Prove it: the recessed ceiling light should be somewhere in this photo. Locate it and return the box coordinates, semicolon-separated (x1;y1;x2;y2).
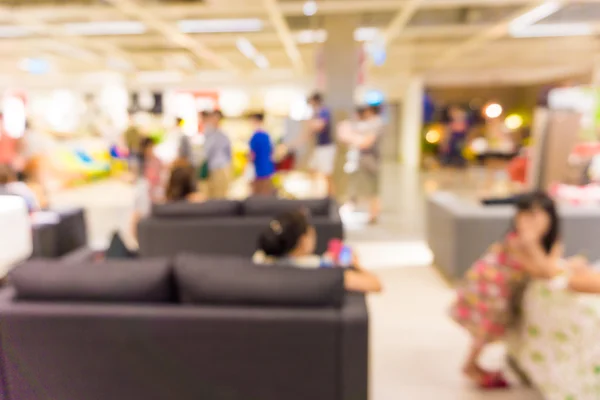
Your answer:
510;22;593;38
178;19;263;33
296;29;327;44
354;27;380;42
0;26;29;38
236;37;258;59
303;1;318;17
509;1;561;31
63;21;146;36
254;54;270;69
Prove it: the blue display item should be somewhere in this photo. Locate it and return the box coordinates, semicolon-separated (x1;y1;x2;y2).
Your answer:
75;150;93;164
365;90;384;106
20;58;50;75
338;245;353;267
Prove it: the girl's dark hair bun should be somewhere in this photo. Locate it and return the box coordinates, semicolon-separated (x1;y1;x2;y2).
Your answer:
257;209;310;258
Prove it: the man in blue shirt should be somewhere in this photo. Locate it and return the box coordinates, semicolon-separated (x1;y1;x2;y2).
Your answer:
249;113;275;196
307;92;335;195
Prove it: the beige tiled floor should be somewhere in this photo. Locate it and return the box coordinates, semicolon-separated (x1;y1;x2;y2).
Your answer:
49;165;541;399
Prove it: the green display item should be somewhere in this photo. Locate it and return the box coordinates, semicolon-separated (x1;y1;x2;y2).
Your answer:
198;161;210;180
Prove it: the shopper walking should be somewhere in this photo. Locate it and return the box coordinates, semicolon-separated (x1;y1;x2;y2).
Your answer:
123;113;142;172
203;110;232;199
248;113;275;196
307;93;335;196
339;105;385;224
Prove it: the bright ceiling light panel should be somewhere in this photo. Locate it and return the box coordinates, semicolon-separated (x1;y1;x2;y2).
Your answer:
0;26;29;38
354;27;380;42
178;19;263;33
295;29;327;44
509;1;562;31
236;37;258;59
254;54;270;69
63;21;146;36
237;37;270;69
510;22;593;38
303;1;318;16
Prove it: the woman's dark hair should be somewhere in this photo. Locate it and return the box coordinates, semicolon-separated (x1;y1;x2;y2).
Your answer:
514;191;559;253
257;209;311;257
166;164;195;202
0;164;15;185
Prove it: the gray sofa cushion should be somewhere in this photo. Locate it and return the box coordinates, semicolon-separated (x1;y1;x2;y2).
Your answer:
174;254;344;307
152;200;242;218
10;259;173;303
243;197;331;217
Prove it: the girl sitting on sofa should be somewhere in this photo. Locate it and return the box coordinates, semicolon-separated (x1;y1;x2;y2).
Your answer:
451;191;600;390
254;209;382;293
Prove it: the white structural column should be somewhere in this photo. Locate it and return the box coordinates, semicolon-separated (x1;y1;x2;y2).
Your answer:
400;76;424;168
322;15;360;118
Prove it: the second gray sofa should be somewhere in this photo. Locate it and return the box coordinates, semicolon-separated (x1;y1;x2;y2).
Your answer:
137;197;344;258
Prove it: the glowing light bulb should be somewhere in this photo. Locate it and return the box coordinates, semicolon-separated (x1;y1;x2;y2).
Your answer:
484;103;503;119
425;129;441;144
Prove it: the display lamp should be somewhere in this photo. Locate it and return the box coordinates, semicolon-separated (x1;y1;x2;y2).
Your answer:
425;129;441;144
505;114;523;130
303;1;318;16
484;103;503;119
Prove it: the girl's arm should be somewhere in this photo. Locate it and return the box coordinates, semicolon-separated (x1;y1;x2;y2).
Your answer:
516;239;563;279
343;254;382;293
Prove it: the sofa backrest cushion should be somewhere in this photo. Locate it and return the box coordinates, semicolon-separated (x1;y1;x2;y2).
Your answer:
10;259;173;303
174;254;344;307
152;200;242;218
243;197;331;217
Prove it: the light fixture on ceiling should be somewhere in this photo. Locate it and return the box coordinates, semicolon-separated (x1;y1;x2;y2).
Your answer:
354;27;380;42
303;1;318;16
254;54;270;69
510;22;593;38
63;21;146;36
296;29;327;44
19;58;50;75
509;1;562;31
236;37;258;59
236;37;270;69
0;26;29;38
178;19;263;33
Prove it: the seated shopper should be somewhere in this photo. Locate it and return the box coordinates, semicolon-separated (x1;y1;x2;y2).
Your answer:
165;162;205;203
255;209;382;293
131;161;204;241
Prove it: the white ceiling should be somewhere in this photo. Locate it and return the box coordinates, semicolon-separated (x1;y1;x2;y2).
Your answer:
0;0;598;89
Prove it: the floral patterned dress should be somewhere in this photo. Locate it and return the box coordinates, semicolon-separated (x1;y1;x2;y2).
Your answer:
451;234;529;344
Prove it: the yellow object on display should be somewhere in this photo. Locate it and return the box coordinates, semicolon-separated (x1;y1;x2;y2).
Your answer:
504;114;524;130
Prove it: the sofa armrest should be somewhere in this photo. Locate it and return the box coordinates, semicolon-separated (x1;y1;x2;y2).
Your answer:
340;293;369;400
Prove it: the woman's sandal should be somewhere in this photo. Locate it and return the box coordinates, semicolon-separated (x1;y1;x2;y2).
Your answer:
478;372;510;389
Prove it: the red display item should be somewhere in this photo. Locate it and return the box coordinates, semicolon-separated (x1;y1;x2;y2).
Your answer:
276;152;295;171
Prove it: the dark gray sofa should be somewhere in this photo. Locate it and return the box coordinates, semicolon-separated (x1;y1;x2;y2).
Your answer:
31;208;90;259
137;197;344;258
0;255;368;400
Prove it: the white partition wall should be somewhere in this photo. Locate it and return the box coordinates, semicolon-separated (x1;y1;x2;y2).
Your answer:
0;196;31;277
